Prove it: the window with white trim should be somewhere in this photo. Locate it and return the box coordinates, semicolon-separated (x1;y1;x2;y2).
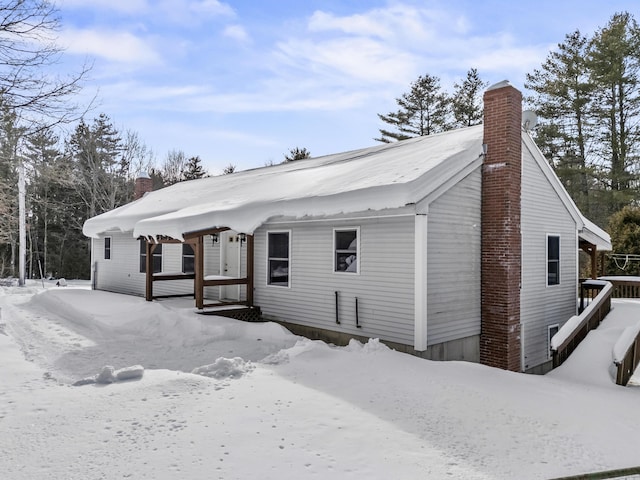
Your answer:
267;231;290;287
548;324;559;359
139;239;162;274
547;235;560;286
334;228;359;274
104;236;112;260
182;243;194;274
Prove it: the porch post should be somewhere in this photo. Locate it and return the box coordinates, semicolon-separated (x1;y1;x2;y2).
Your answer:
247;234;254;307
195;235;204;309
145;240;154;301
591;247;598;280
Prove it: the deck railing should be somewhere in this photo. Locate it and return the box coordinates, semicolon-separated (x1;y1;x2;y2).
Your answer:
552;281;612;368
599;276;640;299
613;323;640;386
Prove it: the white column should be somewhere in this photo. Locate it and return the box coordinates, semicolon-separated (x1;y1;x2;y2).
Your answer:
414;213;428;351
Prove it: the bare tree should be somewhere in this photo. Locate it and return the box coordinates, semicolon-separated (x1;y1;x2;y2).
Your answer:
0;0;89;127
162;149;187;185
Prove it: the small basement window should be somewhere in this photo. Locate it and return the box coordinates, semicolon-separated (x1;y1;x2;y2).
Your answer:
334;228;359;274
182;243;194;274
547;235;560;286
104;236;112;260
267;231;290;287
139;239;162;274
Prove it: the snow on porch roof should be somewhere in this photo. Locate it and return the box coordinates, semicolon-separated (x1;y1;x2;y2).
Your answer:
83;125;485;239
579;216;612;251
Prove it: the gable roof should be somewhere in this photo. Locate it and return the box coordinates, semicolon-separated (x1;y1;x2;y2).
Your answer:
83;125;485;239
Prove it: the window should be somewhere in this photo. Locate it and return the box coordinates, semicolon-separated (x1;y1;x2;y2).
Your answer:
139;239;162;274
267;231;290;287
334;228;359;273
547;235;560;286
104;237;112;260
548;324;559;359
182;243;195;274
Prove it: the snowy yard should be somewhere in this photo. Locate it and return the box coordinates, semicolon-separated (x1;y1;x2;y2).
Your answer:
1;282;639;479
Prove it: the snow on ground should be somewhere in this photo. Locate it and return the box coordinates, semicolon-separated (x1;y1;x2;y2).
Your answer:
1;282;640;479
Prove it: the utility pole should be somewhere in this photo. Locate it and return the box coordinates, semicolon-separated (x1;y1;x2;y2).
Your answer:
18;159;25;287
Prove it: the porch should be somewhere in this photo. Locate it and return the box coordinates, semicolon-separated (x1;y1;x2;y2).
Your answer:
141;227;257;313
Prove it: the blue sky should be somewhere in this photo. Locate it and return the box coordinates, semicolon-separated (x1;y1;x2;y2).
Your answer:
55;0;639;174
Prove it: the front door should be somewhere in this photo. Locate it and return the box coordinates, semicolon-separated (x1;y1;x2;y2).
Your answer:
220;231;241;301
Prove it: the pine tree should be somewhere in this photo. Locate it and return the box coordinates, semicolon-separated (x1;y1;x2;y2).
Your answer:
376;74;449;143
451;68;487;128
182;156;207;181
525;30;596;220
587;12;640;217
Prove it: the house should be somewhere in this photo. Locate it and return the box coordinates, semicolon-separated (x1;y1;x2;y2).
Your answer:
83;81;611;374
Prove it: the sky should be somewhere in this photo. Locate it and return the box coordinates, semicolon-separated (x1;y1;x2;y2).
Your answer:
53;0;640;174
2;282;640;479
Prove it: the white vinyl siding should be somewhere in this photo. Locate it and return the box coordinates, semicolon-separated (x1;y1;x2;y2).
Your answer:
92;231;236;300
426;167;482;345
521;144;578;370
254;216;415;345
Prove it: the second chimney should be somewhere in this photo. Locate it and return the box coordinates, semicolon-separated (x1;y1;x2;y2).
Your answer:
480;80;522;372
134;172;153;200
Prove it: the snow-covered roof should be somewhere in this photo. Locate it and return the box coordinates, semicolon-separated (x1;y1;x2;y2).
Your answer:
579;216;612;251
83;125;485;239
83;124;611;252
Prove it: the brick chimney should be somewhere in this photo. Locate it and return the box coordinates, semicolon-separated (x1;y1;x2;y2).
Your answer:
480;81;522;372
134;172;153;200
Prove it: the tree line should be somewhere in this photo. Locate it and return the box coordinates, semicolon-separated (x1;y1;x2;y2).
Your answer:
0;110;210;279
377;12;640;275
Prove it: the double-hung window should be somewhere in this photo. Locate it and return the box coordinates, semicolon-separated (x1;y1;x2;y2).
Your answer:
267;231;290;287
104;237;112;260
334;228;359;274
547;235;560;286
182;243;195;274
139;239;162;274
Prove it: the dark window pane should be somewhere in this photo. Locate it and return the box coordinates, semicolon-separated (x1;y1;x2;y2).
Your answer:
269;259;289;285
548;236;559;260
547;236;560;285
153;254;162;274
268;232;289;258
104;237;111;260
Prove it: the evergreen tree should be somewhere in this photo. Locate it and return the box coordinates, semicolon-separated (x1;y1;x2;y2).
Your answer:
376;74;450;143
525;30;596;220
451;68;488;128
182;156;207;180
587;12;640;218
607;206;640;275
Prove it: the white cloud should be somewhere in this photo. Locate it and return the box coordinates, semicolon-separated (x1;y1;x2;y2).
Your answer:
59;28;162;65
223;25;251;44
189;0;235;16
59;0;149;14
